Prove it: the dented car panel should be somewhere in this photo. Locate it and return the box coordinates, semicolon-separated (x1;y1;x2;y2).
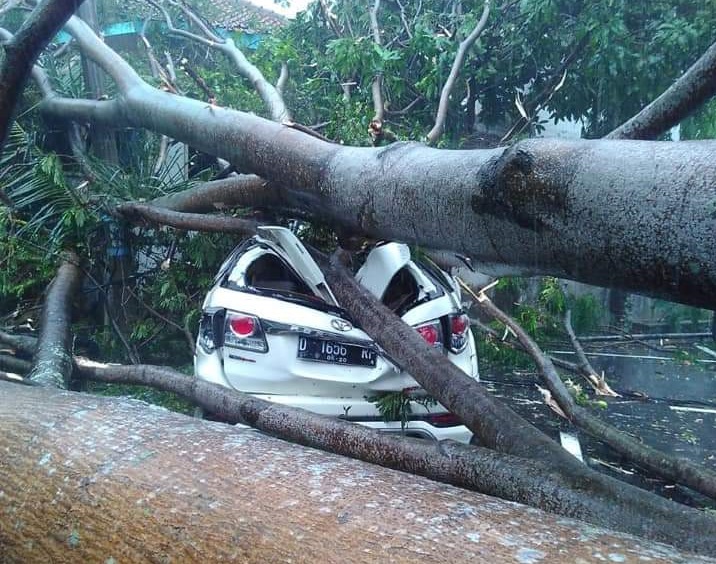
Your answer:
194;227;479;443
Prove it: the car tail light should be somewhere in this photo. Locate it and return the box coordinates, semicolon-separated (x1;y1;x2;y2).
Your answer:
415;320;443;347
426;412;463;428
448;312;470;353
230;316;255;336
224;312;268;353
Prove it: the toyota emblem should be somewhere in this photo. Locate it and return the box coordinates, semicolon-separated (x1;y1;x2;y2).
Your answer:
331;318;353;332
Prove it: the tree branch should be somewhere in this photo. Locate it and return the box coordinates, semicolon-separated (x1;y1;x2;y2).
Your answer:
0;0;84;150
117;202;258;234
146;0;290;122
607;40;716;140
426;0;490;146
564;308;619;396
0;354;31;375
276;62;289;96
27;251;82;388
369;0;385;126
475;292;716;500
130;175;277;213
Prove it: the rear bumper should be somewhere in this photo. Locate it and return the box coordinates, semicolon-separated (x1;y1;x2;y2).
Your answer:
251;393;473;444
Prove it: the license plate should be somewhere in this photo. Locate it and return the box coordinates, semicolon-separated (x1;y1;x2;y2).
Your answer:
297;336;377;367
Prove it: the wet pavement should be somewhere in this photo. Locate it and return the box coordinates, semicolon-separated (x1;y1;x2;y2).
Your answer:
481;339;716;509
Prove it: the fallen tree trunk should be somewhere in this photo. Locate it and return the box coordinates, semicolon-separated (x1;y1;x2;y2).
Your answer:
73;360;716;552
319;253;716;548
27;251;82;388
4;323;716;551
36;15;716;310
0;380;713;562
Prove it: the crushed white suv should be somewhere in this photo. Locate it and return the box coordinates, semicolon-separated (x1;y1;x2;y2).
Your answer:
194;226;479;442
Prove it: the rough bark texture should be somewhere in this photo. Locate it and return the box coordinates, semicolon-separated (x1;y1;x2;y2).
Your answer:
38;16;716;309
27;252;82;388
477;295;716;500
1;380;714;562
607;40;716;140
73;359;716;552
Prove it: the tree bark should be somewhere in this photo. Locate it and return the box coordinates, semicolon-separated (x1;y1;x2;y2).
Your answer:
144;175;276;213
0;354;31;375
117;203;258;234
27;252;82;388
37;16;716;309
1;380;714;561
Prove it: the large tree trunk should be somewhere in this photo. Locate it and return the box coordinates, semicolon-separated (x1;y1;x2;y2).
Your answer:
38;16;716;310
0;380;712;563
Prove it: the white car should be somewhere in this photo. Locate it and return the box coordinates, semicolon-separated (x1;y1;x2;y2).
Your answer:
194;226;479;442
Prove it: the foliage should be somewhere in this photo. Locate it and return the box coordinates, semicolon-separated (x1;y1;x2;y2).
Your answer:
0;125;87;307
650;299;712;332
269;0;716;145
367;390;437;430
479;277;604;369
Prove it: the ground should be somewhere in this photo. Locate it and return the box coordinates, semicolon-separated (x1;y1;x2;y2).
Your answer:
484;339;716;510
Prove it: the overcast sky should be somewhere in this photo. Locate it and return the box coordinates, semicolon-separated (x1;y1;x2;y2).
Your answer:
245;0;311;17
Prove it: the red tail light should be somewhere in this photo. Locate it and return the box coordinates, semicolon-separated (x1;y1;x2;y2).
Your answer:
448;313;470;353
451;314;469;335
225;312;268;353
229;315;256;337
415;320;442;347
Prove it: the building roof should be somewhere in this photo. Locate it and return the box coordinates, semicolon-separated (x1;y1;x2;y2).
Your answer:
208;0;286;33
